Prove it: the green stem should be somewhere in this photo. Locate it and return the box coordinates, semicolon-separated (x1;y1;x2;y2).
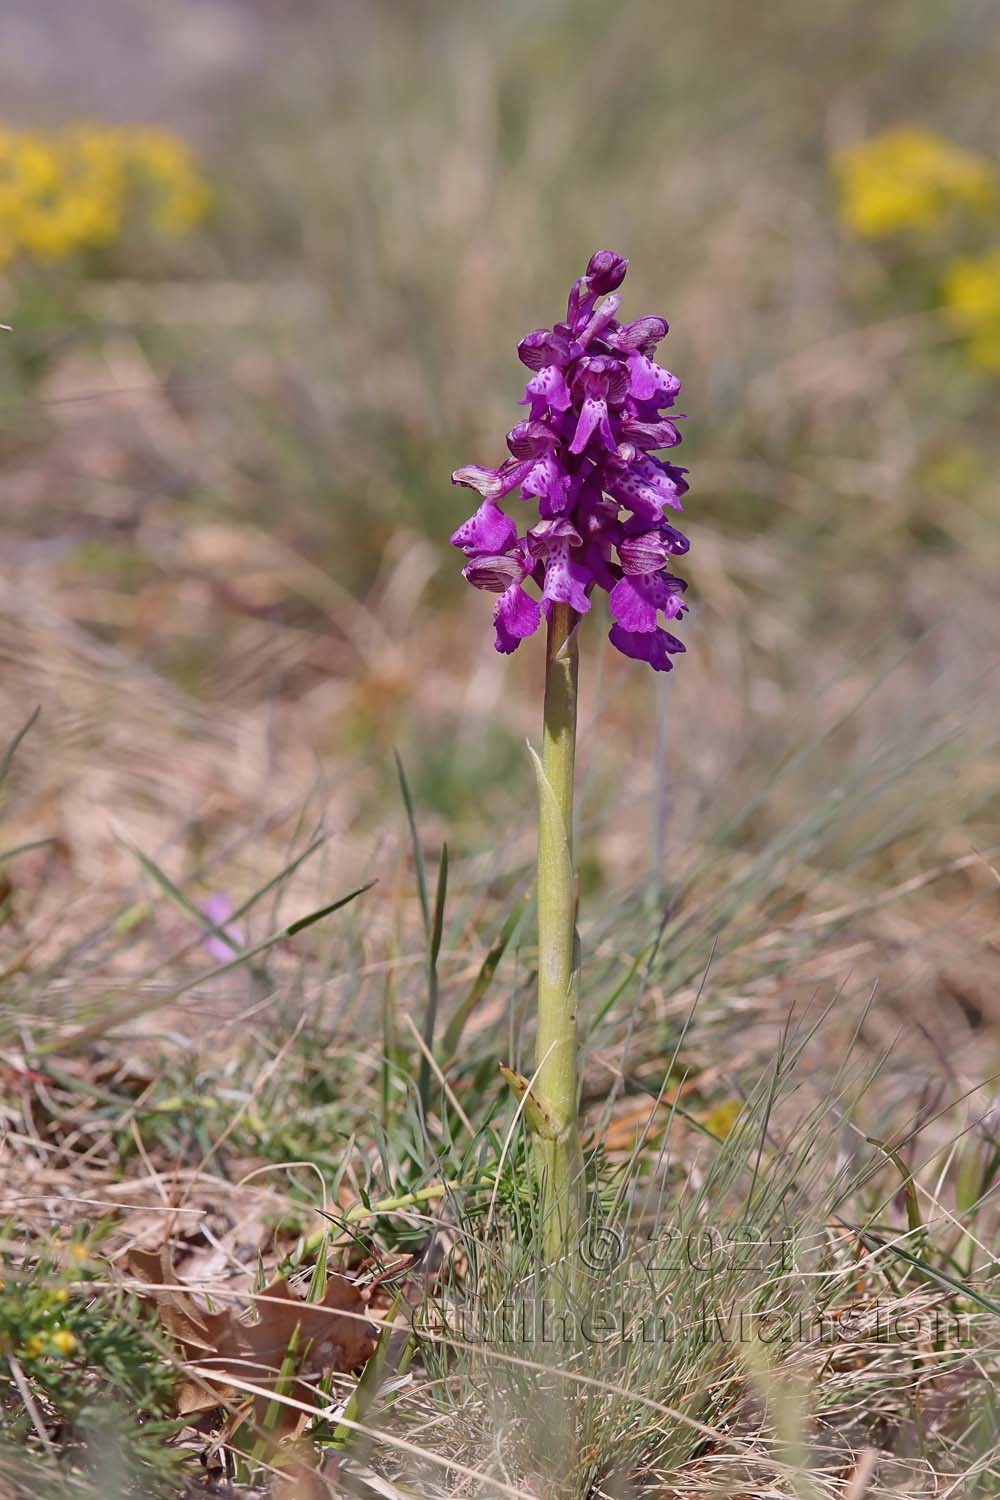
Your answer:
534;602;584;1268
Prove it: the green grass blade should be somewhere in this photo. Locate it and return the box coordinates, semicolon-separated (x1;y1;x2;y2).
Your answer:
418;843;448;1114
0;838;57;862
285;880;376;934
116;833;243;956
394;750;430;938
307;1232;329;1302
226;833;327;928
330;1285;408;1452
858;1230;1000;1314
49;880;375;1051
0;705;40;789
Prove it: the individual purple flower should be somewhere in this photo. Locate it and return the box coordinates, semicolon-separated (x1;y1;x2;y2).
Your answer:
199;894;244;962
609;624;686;672
527;519;592;615
450;501;517;558
582;249;628;294
451;250;692;670
609;572;687;633
452;459;534;503
463;544;542;654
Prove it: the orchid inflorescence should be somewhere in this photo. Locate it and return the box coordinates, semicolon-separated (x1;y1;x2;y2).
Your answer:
450;250;691;671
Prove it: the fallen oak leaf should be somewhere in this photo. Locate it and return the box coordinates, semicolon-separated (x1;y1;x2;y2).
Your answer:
241;1276;376;1388
128;1246;243;1416
127;1246;237;1361
127;1248;378;1430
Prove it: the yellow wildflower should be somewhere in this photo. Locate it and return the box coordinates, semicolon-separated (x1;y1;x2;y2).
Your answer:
0;119;209;269
12;135;61;196
941;248;1000;373
128;127;213;233
833;126;996;239
922;449;984;496
702;1098;743;1139
50;1329;78;1356
21;1334;44;1360
942;248;1000;323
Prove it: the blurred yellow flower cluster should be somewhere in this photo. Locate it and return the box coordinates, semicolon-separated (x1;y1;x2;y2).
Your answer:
833;126;1000;375
0;121;211;269
833;126;996;239
21;1327;77;1361
940;248;1000;372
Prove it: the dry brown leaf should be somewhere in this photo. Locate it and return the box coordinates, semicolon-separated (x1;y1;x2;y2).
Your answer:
127;1246;377;1429
128;1246;236;1363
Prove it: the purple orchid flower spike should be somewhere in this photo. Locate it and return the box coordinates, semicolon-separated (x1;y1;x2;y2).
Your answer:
450;250;692;670
451;252;695;1265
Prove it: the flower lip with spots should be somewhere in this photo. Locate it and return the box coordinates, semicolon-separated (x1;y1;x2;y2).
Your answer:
451;250;692;669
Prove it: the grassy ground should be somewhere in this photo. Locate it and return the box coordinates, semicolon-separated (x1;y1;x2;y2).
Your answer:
1;1;999;1494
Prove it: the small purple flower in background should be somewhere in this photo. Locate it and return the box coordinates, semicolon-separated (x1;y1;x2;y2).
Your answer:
199;893;244;962
450;250;691;671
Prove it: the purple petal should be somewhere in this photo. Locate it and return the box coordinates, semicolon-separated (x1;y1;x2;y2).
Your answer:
609;623;686;671
576;354;629;406
609;576;658;632
627;353;681;406
609;316;668;352
621;415;683;450
604;455;688;522
610;571;688;630
602;466;667;525
541;541;592;614
585;250;629;294
517;329;573;371
494;583;541;653
660;590;686;620
451;464;505;499
653;522;690;555
527;517;583;554
576;292;622;349
621;511;691;555
618;529;672;574
569;396;617;455
507;420;560;459
463;553;526;592
580;536;619;592
576;490;621;537
521;364;572;414
575;492;622;589
632;454;686;510
521;454;572;516
452;458;533;501
566;277;594;332
450;501;518;557
199;895;243;962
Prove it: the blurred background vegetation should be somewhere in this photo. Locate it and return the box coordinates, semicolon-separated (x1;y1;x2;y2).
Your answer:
1;5;999;1491
1;0;997;962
